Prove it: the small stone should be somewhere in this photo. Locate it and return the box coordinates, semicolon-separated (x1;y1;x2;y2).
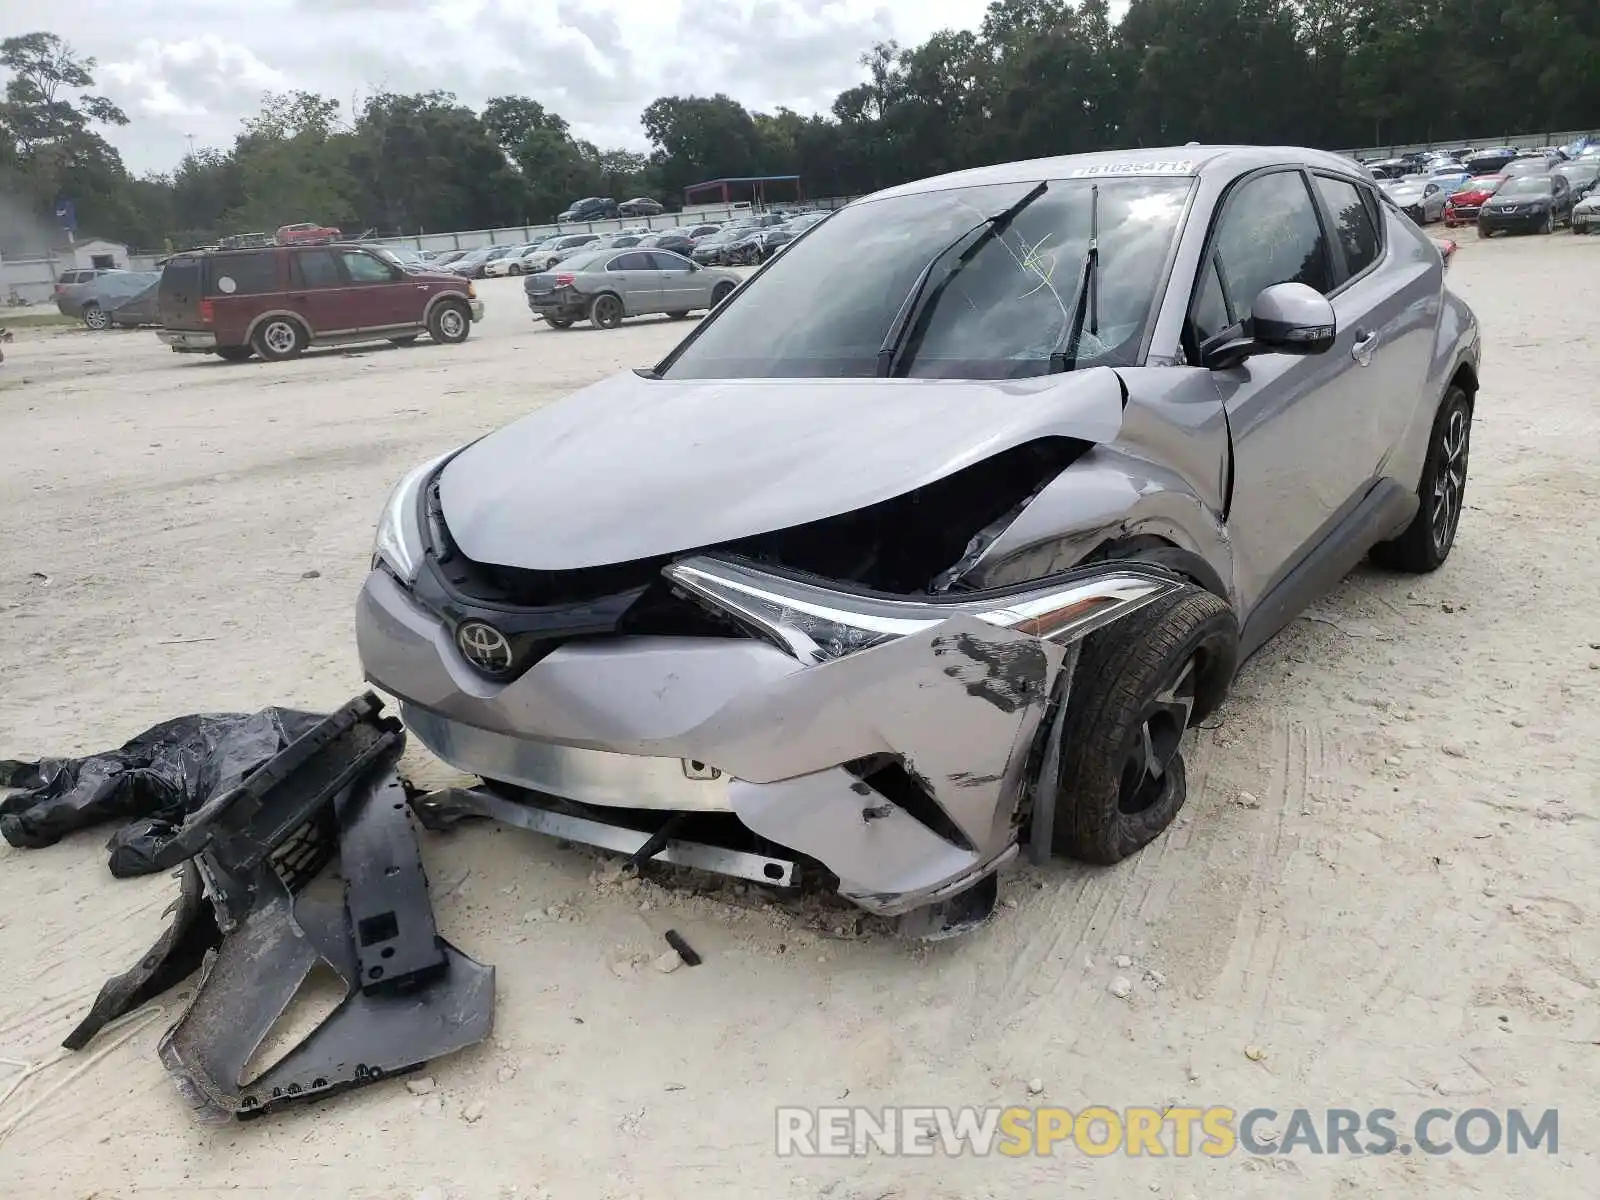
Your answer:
639;899;652;912
1244;1044;1267;1062
1187;1067;1201;1083
545;904;561;918
1235;791;1259;808
300;569;321;579
1145;969;1167;988
610;959;635;978
652;949;683;974
1109;976;1133;999
462;1099;486;1123
1384;756;1402;767
497;1064;518;1083
1114;954;1134;969
406;1076;436;1095
1026;1077;1044;1095
1510;718;1527;728
1441;602;1455;613
1442;743;1468;758
1002;897;1018;909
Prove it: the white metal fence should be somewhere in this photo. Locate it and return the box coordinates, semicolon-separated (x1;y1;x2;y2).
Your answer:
1338;128;1595;161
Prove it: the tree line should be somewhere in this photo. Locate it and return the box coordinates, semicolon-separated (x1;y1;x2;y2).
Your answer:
2;0;1597;251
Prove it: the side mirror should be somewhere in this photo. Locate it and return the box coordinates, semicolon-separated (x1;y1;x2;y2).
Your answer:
1203;282;1336;370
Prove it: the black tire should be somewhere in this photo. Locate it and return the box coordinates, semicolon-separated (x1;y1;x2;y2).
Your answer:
509;264;523;276
82;304;109;331
589;293;624;329
1049;587;1238;864
544;315;575;329
1477;224;1493;238
1538;210;1554;234
428;300;471;344
666;310;690;320
252;316;307;361
1370;385;1471;572
389;335;419;347
710;282;735;307
215;345;254;362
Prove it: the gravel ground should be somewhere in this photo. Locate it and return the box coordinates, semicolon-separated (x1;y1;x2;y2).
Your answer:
0;236;1596;1198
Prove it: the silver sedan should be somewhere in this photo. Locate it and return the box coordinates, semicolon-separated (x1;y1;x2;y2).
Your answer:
521;247;742;329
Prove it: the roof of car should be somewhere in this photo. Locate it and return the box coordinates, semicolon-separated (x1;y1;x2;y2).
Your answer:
865;145;1373;203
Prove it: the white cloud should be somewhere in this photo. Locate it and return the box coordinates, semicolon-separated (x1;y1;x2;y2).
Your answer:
32;0;991;172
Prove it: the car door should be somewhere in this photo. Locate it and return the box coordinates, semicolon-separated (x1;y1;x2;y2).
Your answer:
1186;167;1374;611
648;251;702;310
287;248;360;336
1552;174;1573;222
1308;173;1435;482
604;252;659;314
337;248;417;329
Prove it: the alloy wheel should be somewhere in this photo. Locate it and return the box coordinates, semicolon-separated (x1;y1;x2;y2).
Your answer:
263;320;297;355
1431;405;1469;555
1117;656;1197;816
83;305;108;330
437;307;465;340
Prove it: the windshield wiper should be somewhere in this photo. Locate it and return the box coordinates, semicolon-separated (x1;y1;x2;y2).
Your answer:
1048;183;1100;374
876;181;1049;377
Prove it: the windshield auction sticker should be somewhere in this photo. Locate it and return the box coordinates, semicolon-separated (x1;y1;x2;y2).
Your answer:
1069;160;1196;177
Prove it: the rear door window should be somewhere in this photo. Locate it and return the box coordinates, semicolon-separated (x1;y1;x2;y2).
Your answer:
1312;175;1383;281
291;250;343;289
206;251;278;296
648;252;692;272
609;252;652;271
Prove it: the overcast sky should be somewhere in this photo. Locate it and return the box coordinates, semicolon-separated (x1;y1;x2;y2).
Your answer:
38;0;995;175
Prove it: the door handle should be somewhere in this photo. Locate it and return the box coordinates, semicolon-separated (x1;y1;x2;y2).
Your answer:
1351;330;1379;365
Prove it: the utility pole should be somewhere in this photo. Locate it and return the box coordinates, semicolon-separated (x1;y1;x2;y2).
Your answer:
185;133;196;158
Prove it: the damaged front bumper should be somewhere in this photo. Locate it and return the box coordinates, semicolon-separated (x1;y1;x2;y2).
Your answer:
357;554;1183;920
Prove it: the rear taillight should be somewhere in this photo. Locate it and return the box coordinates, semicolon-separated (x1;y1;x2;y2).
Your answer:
198;299;214;323
553;273;575;288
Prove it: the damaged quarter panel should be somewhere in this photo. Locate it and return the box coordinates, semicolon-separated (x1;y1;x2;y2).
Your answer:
963;369;1236;604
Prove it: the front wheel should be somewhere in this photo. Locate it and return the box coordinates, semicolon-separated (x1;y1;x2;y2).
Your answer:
589;293;623;329
710;283;735;307
665;310;690;320
1370;385;1471;573
428;300;471;344
1539;211;1554;234
215;345;253;362
509;264;523;276
1047;587;1238;864
545;315;575;329
82;304;109;331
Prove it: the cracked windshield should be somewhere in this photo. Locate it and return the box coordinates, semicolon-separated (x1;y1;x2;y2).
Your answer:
661;176;1193;379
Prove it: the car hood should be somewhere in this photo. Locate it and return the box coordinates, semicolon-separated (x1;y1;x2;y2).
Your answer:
437;367;1128;571
1485;193;1550;207
1389;185;1427;200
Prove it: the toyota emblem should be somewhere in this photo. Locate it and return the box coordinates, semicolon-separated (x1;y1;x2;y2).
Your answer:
456;621;514;673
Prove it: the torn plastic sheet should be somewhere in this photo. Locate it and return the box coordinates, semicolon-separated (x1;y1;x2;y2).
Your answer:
0;707;326;876
46;692;495;1121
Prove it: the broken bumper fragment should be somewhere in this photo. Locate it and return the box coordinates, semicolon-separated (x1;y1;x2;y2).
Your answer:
357;554;1182;919
63;693;495;1122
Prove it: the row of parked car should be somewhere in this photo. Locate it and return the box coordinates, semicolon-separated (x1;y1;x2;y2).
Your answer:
407;209;832;280
1371;140;1600;236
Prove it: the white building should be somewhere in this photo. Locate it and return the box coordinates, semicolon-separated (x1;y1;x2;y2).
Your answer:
68;238;131;271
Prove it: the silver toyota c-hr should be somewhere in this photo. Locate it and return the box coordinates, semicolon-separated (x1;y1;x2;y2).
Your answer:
357;145;1481;938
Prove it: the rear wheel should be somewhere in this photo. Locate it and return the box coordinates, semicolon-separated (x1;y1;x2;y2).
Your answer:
428;300;471;344
253;316;307;361
1370;385;1471;572
1048;587;1238;864
710;283;735;307
509;264;523;276
215;345;253;362
589;293;624;329
82;304;109;331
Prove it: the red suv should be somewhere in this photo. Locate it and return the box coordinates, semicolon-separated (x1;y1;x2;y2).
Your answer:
156;243;484;361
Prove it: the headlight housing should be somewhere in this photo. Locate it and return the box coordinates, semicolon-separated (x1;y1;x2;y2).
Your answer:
372;451;457;583
663;555;1185;665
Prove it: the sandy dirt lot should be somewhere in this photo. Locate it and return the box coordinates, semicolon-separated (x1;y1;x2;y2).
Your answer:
1;239;1596;1199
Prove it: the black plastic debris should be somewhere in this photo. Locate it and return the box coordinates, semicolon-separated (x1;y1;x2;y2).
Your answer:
0;706;327;875
47;692;494;1122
